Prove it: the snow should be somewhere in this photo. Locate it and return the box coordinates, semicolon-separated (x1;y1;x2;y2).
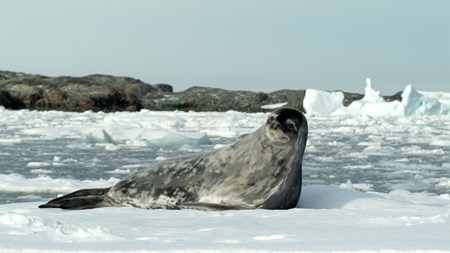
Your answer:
1;80;450;252
1;185;450;253
0;173;120;194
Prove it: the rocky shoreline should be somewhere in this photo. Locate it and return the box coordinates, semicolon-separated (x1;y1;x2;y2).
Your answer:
0;71;402;113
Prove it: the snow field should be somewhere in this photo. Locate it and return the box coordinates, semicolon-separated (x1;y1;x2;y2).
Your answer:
1;185;450;253
1;81;450;252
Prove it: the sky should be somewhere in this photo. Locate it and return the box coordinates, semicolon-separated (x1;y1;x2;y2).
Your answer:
1;0;449;94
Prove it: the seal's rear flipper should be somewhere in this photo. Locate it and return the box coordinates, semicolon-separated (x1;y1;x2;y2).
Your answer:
39;188;111;210
179;202;252;211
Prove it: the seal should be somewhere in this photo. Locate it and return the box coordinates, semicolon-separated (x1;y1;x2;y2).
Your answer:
39;107;308;210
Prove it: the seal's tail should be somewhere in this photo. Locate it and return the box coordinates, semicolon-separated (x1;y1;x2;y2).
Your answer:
39;188;111;210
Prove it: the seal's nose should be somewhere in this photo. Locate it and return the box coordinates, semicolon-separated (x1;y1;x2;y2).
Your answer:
271;121;281;129
268;115;282;130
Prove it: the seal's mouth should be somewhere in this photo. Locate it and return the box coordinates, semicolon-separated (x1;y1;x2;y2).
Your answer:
266;125;290;143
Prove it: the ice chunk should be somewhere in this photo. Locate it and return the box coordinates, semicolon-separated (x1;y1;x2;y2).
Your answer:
303;89;345;115
260;102;288;110
303;79;450;116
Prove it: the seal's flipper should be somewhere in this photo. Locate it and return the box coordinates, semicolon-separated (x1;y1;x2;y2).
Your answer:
39;188;110;210
179;202;251;211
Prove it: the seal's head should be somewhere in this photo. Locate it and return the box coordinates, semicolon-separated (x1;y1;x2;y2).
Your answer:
265;107;307;144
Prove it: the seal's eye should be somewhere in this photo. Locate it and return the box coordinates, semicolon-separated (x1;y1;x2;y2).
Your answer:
268;116;275;122
287;123;295;130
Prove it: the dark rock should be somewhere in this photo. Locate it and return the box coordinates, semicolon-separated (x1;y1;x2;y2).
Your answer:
339;90;403;106
0;70;403;113
267;90;306;112
384;91;403;102
142;87;307;113
144;86;263;112
0;89;25;109
258;92;269;102
0;71;155;112
341;91;364;106
154;83;173;93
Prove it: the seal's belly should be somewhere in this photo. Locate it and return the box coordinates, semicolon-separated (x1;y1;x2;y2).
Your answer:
107;186;197;209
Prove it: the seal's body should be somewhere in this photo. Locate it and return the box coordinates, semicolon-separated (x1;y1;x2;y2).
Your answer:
39;107;308;210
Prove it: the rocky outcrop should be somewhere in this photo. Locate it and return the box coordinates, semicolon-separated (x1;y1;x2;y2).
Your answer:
142;87;306;112
0;71;149;112
0;71;402;113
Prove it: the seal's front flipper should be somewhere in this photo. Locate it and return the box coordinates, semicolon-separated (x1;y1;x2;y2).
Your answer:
179;202;252;211
39;188;111;210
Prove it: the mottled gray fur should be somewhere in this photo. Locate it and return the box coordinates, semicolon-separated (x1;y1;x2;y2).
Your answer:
39;107;308;210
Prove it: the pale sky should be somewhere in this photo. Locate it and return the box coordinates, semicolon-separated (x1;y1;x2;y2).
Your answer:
1;0;449;94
